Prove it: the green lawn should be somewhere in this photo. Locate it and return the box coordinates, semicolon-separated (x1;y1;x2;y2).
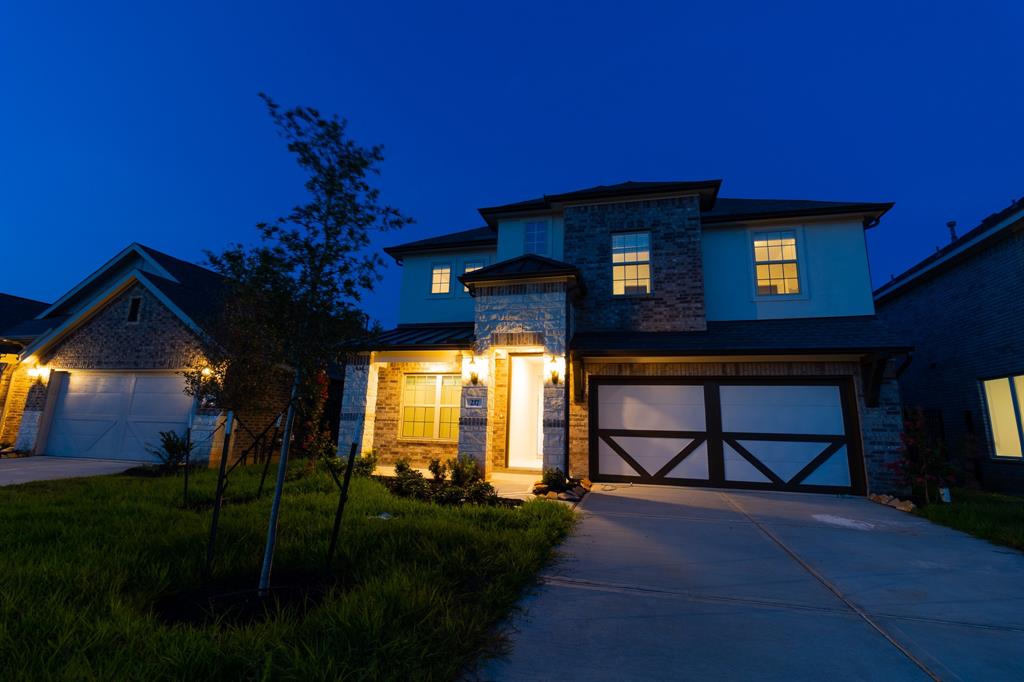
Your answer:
915;487;1024;551
0;465;574;681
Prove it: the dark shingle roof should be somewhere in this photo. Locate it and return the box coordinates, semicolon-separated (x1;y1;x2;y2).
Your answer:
362;322;475;350
0;293;48;331
571;316;909;355
384;226;496;261
459;254;580;286
874;195;1024;302
135;244;225;329
702;198;893;225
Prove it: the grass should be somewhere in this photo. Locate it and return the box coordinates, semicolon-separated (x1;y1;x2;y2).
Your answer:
0;464;575;681
915;487;1024;551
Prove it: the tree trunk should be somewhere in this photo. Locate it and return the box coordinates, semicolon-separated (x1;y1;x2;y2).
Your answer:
326;442;358;571
257;369;301;597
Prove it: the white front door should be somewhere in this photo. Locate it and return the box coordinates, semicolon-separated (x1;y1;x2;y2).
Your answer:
46;372;194;461
508;355;544;469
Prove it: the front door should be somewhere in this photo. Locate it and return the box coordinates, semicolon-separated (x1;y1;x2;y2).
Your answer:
508;355;544;469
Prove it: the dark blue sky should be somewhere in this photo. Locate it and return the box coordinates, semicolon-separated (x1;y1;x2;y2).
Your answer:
3;2;1022;328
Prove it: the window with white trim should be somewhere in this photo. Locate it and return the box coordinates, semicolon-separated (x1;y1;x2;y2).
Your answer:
611;231;651;295
524;220;548;255
753;231;800;296
430;265;451;294
982;375;1024;458
400;374;461;440
126;296;142;323
463;261;484;292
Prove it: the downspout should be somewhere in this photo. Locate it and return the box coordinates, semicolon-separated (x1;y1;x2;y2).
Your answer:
564;285;571;476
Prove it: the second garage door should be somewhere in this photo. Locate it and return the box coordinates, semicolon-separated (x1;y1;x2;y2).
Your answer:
46;372;194;461
590;378;866;494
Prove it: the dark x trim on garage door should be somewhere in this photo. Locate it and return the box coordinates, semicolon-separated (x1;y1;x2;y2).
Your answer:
589;377;867;495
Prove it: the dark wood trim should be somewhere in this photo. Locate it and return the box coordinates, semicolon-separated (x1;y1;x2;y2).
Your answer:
596;428;707;439
599;434;650;478
652;438;706;479
787;440;845;487
724;438;785;486
704;381;725;483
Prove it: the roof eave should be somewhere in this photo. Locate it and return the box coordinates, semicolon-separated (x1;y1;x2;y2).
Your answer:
702;203;894;228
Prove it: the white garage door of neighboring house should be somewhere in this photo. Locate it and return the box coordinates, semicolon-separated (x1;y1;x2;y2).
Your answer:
591;378;866;494
46;372;193;461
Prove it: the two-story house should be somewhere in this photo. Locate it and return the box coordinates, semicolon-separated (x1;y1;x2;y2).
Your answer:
339;181;908;495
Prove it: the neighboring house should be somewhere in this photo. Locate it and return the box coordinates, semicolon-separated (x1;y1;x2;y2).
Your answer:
340;180;908;495
875;196;1024;492
0;293;50;446
0;243;280;463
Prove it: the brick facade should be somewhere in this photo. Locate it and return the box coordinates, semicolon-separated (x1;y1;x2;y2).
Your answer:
568;360;904;494
371;360;461;467
877;225;1024;492
563;195;706;332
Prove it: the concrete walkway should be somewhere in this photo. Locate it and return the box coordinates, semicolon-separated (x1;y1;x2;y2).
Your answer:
0;456;140;486
481;485;1024;681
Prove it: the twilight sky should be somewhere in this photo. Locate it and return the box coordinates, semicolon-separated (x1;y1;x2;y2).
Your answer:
2;1;1021;329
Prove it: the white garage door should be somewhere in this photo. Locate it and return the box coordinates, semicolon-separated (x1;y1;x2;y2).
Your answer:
592;378;865;494
46;372;194;461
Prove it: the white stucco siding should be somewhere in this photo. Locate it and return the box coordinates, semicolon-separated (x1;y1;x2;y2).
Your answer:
397;249;495;324
496;215;564;261
702;219;876;320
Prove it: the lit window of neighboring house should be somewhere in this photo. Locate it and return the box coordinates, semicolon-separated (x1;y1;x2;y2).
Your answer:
982;375;1024;458
400;374;461;441
753;231;800;295
463;261;484;292
431;265;451;294
524;220;548;255
611;231;651;295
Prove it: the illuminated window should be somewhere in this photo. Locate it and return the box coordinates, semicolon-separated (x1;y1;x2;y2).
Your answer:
430;265;451;294
982;376;1024;458
463;261;484;292
611;231;651;295
524;220;548;255
753;231;800;296
400;374;460;441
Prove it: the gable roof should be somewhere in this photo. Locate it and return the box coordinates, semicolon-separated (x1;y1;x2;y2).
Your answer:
874;196;1024;302
383;226;496;262
459;254;580;285
133;244;225;328
0;293;48;331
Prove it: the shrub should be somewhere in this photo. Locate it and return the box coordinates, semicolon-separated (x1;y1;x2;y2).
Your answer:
463;480;498;505
541;467;567;491
353;450;378;477
427;457;448;482
393;458;430;499
889;408;956;504
147;430;195;472
448;454;482;487
432;484;465;505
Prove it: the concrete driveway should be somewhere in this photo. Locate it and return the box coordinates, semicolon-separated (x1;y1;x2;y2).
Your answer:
481;485;1024;681
0;456;140;486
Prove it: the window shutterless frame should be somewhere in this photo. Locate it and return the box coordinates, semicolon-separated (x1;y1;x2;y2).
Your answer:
749;227;807;299
611;231;652;296
524;220;549;256
980;374;1024;460
429;263;452;295
397;373;460;442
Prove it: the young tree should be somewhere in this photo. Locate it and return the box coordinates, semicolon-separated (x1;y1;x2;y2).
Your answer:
197;93;409;594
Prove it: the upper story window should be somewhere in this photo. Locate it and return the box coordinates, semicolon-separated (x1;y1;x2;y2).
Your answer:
611;231;652;295
463;261;484;292
753;231;800;296
982;375;1024;458
126;296;142;323
524;220;548;255
430;264;451;294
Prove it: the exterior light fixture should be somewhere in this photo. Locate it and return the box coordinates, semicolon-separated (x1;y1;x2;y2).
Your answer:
546;354;566;385
461;352;487;385
468;356;479;385
201;366;214;378
25;361;50;385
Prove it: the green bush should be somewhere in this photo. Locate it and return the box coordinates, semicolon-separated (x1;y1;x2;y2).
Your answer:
448;454;482;487
393;458;430;499
427;457;448;481
146;430;195;471
353;450;378;477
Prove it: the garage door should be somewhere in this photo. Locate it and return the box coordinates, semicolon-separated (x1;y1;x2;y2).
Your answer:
591;378;865;494
46;372;194;461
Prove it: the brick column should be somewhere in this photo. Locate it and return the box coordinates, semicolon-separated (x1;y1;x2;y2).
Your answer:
336;355;378;456
542;382;566;471
458;381;489;475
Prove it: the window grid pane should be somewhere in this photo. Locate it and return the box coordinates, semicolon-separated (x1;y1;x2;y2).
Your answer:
753;231;800;296
524;220;548;255
611;231;651;295
400;374;460;441
431;265;451;294
463;261;484;292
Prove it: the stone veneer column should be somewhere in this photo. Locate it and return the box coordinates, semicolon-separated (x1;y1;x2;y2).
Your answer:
542;382;566;471
458;381;489;475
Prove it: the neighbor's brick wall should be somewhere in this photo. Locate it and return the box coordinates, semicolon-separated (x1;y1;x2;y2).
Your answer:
371;361;461;467
876;224;1024;492
569;360;904;494
563;195;706;332
0;364;34;445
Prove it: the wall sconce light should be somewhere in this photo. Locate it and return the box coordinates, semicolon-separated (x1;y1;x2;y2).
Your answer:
25;362;50;385
200;366;213;378
461;352;487;385
546;354;566;385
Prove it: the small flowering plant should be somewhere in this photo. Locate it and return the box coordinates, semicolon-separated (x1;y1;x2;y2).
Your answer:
888;408;957;505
